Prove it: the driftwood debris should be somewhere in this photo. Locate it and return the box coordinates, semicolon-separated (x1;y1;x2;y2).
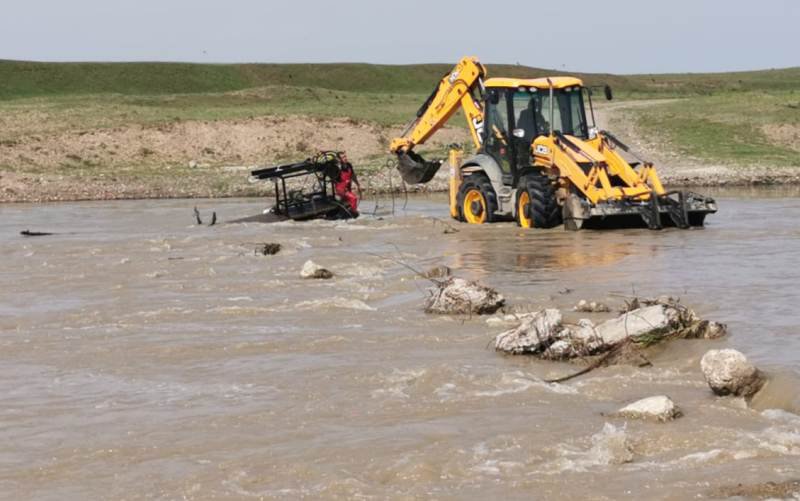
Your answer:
493;297;728;381
21;230;54;237
256;243;282;256
193;207;217;226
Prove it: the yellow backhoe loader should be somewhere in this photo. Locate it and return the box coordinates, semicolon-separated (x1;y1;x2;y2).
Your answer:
390;57;717;230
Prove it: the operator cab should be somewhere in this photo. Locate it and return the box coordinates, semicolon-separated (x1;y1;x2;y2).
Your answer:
481;77;595;186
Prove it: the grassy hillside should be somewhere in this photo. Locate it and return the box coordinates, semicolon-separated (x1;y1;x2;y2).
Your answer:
629;91;800;167
0;60;564;99
4;59;799;100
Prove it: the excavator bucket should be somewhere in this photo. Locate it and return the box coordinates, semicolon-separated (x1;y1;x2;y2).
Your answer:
396;151;443;184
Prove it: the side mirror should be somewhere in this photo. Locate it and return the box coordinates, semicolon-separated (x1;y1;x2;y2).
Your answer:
512;128;525;139
604;85;613;101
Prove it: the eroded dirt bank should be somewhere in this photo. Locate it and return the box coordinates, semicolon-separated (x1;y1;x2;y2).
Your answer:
0;115;464;202
1;102;798;202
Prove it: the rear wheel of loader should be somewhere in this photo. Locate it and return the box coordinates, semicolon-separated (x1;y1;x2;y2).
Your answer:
458;174;497;224
516;172;561;229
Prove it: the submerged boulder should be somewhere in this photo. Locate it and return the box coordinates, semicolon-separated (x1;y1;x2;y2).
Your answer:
701;349;765;397
300;260;334;279
614;396;682;422
423;265;452;280
257;243;281;255
424;278;505;315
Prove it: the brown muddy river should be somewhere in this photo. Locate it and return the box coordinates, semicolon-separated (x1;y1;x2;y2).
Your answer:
2;188;800;499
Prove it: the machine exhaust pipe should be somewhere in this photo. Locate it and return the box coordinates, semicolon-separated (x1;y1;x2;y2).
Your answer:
547;78;555;137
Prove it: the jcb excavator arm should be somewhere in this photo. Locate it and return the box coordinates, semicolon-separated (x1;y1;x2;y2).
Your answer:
389;57;487;184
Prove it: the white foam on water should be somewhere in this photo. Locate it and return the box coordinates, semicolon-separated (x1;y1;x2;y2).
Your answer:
630;415;800;474
127;307;196;318
678;449;726;463
208;305;277;315
371;368;426;400
474;371;578;398
222;470;317;498
434;383;458;401
226;296;254;302
572;367;707;390
308;335;348;347
262;279;286;287
294;297;376;312
547;423;634;474
763;408;800;423
467;439;525;477
335;264;385;280
629;447;760;474
752;427;800;455
333;222;369;231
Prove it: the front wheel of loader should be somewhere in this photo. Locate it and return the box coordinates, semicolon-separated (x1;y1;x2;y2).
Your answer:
457;174;497;224
516;172;562;229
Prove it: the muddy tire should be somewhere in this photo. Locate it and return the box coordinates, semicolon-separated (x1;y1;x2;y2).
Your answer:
516;172;561;228
457;174;498;224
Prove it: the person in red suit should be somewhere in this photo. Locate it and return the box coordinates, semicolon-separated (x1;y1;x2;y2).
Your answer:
334;151;362;217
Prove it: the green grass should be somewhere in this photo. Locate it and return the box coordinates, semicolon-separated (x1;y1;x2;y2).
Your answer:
623;68;800;98
0;60;625;100
0;61;248;100
4;59;799;101
629;91;800;167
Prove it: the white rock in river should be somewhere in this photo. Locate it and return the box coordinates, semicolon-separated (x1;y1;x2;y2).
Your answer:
700;349;765;397
424;278;504;315
594;304;679;346
494;309;562;353
615;396;682;422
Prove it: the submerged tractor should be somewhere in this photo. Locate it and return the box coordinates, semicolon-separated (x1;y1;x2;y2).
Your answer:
390;57;717;229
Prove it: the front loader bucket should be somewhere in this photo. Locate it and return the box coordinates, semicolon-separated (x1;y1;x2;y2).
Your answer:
565;192;718;230
396;151;443;184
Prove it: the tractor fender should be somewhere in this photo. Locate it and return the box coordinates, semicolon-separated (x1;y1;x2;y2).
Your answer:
460;154;512;214
460;153;502;183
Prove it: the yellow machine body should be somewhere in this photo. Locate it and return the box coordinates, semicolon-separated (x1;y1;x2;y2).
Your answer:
390;57;716;230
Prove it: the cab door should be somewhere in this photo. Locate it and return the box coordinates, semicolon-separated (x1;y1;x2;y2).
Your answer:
482;89;517;186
